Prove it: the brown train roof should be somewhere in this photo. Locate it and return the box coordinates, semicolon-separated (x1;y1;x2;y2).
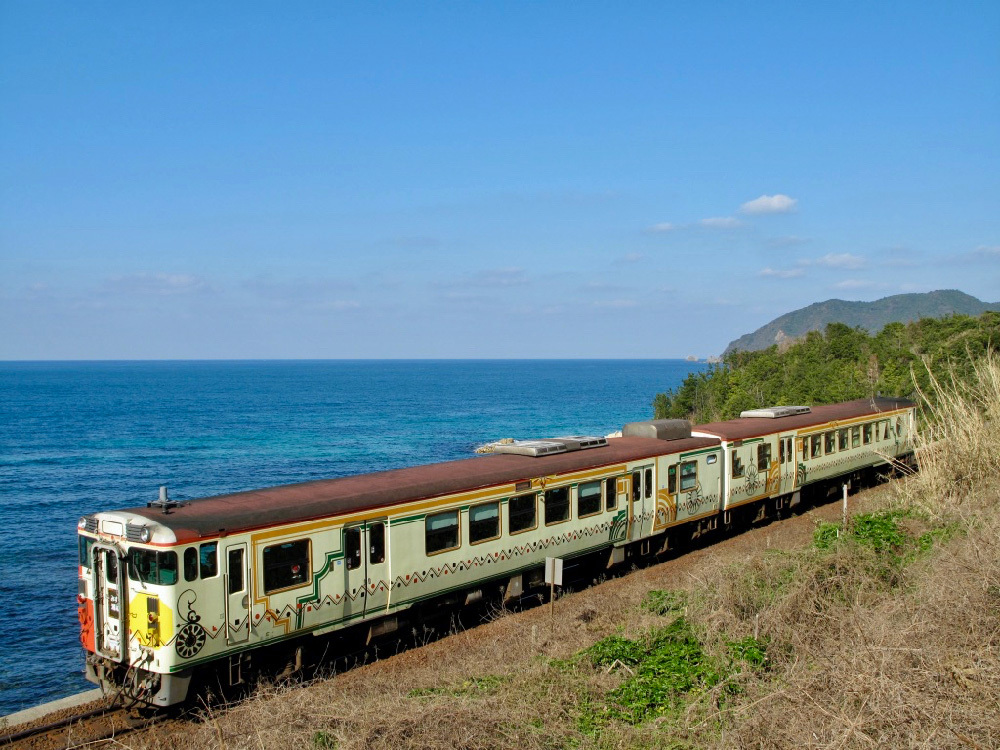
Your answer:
129;435;720;542
695;397;915;441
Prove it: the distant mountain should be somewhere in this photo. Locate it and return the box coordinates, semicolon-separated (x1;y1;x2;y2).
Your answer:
724;290;1000;355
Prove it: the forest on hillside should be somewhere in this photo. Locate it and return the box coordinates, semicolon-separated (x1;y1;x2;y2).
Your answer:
655;312;1000;423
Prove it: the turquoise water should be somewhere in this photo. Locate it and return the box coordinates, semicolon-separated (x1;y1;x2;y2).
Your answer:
0;359;706;715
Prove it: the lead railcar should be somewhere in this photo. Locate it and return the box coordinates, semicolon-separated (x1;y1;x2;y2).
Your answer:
76;397;915;707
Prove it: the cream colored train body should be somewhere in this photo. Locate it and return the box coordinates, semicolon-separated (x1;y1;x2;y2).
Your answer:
76;397;915;707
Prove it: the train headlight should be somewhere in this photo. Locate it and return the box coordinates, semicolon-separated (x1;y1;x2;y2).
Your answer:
139;527;151;543
78;517;88;530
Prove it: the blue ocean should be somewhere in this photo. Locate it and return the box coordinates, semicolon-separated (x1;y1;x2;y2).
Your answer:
0;360;706;716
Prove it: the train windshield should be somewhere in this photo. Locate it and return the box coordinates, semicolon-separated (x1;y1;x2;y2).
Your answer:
127;548;178;585
78;535;94;568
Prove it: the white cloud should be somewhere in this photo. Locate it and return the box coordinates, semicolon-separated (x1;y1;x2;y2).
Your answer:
813;253;866;269
592;299;639;309
758;267;805;279
739;194;798;215
436;267;530;289
647;222;677;233
970;244;1000;260
832;279;878;290
619;252;644;263
699;216;743;228
106;272;209;296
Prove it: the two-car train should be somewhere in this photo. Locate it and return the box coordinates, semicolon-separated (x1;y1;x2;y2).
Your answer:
76;396;916;707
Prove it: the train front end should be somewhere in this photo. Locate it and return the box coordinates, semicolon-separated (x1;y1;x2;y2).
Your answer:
77;509;195;707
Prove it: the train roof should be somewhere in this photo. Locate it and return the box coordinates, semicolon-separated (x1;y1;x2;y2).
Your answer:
694;397;914;441
124;434;720;542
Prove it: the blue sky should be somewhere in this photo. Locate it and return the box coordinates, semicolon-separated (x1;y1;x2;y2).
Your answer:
2;2;998;359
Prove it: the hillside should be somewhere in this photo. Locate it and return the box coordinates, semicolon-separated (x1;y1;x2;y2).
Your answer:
655;311;1000;424
724;289;1000;355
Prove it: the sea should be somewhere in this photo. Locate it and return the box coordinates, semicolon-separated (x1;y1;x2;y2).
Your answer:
0;359;707;716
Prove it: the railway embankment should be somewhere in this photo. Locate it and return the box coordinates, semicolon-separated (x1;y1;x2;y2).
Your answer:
119;357;1000;749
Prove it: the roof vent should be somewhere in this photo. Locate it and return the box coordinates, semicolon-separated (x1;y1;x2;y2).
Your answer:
493;436;607;457
147;484;183;514
621;419;692;440
739;406;811;419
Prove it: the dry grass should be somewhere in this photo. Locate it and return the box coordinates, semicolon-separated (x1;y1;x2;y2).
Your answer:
128;359;1000;750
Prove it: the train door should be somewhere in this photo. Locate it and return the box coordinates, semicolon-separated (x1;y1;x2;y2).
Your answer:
92;544;125;660
628;465;653;541
343;520;390;620
364;519;390;616
778;434;796;494
225;543;250;644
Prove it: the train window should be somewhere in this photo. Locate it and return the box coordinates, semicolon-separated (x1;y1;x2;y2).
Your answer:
680;461;697;491
851;427;861;448
757;443;771;471
509;493;537;534
578;481;602;518
825;432;836;454
104;550;118;584
863;423;873;444
707;453;718;464
838;429;849;450
469;502;500;544
605;477;617;511
200;542;218;578
78;536;93;568
369;522;385;564
668;465;677;493
811;435;822;459
731;451;744;477
426;511;460;555
228;549;243;594
631;472;641;502
128;549;178;586
779;439;785;464
184;548;198;582
880;420;890;440
263;540;311;594
896;417;903;436
545;487;570;525
344;528;362;570
644;468;653;499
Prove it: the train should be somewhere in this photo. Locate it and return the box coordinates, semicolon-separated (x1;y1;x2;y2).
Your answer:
76;396;916;708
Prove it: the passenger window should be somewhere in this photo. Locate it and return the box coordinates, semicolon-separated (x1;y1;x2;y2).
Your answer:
838;429;849;450
779;439;785;464
811;435;822;458
605;477;617;511
680;461;697;491
863;423;873;444
631;472;641;502
425;511;460;554
851;427;861;448
545;487;570;525
345;527;362;570
757;443;771;471
509;493;537;533
263;539;311;594
825;432;836;454
227;549;243;594
644;468;653;499
369;522;386;564
668;464;677;493
469;502;500;544
578;482;602;518
896;417;903;436
731;451;744;477
184;547;198;582
200;542;218;578
880;420;890;440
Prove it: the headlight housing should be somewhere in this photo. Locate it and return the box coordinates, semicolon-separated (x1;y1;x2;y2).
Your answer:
139;526;151;543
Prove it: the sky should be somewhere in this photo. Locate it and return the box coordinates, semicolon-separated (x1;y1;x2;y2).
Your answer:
1;2;998;359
